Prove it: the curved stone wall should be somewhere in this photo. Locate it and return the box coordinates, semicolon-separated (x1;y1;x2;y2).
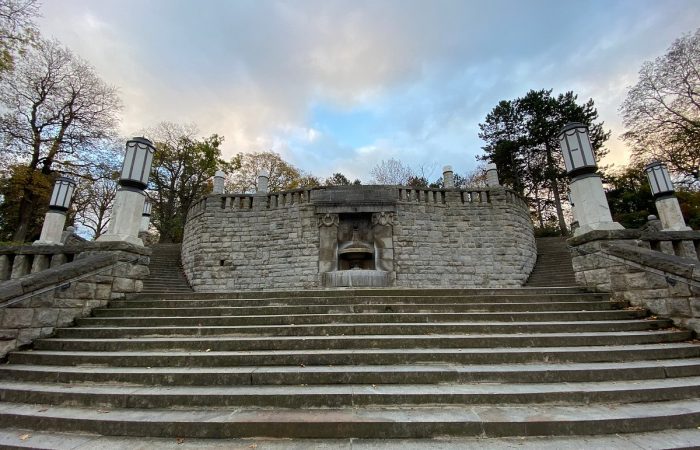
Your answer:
181;186;536;291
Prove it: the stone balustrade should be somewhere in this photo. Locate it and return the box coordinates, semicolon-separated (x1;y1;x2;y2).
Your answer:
569;229;700;333
0;245;85;281
0;241;150;358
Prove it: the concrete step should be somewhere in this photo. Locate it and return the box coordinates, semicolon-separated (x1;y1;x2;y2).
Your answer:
75;310;649;327
1;377;699;409
91;301;620;317
125;287;589;301
2;427;700;449
111;293;611;308
0;399;698;438
53;319;673;338
3;359;700;385
32;331;693;352
10;343;700;367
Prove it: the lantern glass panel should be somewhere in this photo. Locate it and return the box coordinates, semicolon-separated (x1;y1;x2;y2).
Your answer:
645;162;674;196
558;123;597;175
143;200;152;216
120;138;155;189
49;177;76;210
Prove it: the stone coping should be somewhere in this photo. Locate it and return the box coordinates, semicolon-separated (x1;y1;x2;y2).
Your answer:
568;229;700;247
603;243;699;282
0;253;117;303
0;241;151;256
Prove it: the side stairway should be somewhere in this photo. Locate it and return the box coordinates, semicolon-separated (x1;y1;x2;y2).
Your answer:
526;236;578;287
141;243;192;294
0;288;700;445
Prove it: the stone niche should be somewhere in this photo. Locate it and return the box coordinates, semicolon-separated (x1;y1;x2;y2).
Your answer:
315;187;397;288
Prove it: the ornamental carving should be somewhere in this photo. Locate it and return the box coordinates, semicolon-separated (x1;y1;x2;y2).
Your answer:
371;212;398;227
317;213;340;227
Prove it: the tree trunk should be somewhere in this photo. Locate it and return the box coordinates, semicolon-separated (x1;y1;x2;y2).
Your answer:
545;144;568;236
12;190;34;242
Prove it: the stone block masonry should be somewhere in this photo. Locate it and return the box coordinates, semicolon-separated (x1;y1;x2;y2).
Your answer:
181;186;536;291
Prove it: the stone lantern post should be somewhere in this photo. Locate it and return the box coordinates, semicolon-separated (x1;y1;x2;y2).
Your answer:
257;170;269;194
212;170;225;194
644;161;690;231
443;166;454;188
558;122;622;236
34;176;76;245
98;137;155;246
485;163;500;187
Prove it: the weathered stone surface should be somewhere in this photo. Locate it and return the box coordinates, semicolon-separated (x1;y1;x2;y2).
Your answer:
31;308;59;327
2;308;33;328
182;186;536;291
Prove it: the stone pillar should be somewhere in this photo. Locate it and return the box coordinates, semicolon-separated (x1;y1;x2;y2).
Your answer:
11;255;30;279
317;214;339;274
570;174;623;236
0;255;11;280
486;163;500;187
257;171;269;194
655;195;691;231
443;166;454;188
34;211;68;245
99;188;147;246
371;212;396;275
31;254;50;273
212;170;225;194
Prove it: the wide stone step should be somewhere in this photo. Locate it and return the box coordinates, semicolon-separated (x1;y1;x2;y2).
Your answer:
53;319;673;338
91;301;618;317
10;343;700;367
0;399;698;438
3;359;700;386
32;331;692;352
111;293;610;308
76;310;647;327
1;377;699;409
125;287;588;301
3;427;700;449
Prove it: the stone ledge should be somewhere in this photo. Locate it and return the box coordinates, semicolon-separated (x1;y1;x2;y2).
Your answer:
0;254;116;303
603;243;698;281
0;241;151;256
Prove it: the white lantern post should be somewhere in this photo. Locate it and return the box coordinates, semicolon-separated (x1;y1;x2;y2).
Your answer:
34;176;76;245
644;161;690;231
98;137;155;246
559;122;622;236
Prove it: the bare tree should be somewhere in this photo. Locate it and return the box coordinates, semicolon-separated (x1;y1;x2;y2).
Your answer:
0;38;122;241
621;28;700;181
0;0;39;74
369;158;415;185
72;163;119;239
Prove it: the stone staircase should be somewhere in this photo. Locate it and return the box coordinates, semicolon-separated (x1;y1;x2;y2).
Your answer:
0;287;700;445
526;237;578;287
141;243;192;294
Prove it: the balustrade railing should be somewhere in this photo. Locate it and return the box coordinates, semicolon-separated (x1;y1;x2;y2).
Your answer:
0;246;80;282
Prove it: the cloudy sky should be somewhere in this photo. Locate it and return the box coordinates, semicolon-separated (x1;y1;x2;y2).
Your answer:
38;0;700;182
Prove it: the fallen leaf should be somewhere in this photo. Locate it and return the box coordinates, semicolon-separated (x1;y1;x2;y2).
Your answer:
97;409;110;414
176;437;185;444
205;348;211;352
37;408;48;412
300;363;305;368
249;444;258;449
18;434;30;441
